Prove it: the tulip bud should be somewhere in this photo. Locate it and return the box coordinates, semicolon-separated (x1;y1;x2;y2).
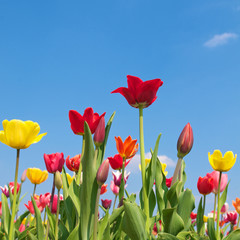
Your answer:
177;123;193;158
21;169;27;183
101;199;112;209
55;171;63;190
221;202;229;214
94;117;105;147
96;159;109;186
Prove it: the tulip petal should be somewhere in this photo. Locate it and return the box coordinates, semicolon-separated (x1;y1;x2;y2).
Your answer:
127;75;143;98
31;132;47;145
111;87;136;107
0;131;7;145
69;110;85;135
115;137;124;156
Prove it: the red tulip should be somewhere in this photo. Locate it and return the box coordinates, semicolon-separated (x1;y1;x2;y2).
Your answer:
177;123;193;158
50;194;63;214
66;154;81;172
197;175;214;195
100;184;107;195
190;212;197;220
101;199;112;209
9;182;21;195
69;107;106;135
108;154;131;170
166;177;173;188
225;211;238;225
44;153;65;174
94;117;105;147
112;75;163;109
206;171;228;194
24;195;46;215
0;202;2;217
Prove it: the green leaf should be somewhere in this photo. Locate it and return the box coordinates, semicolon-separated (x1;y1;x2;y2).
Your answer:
224;229;240;240
158;232;179;239
1;193;11;236
98;211;109;240
162;208;184;236
68;180;80;217
207;218;217;240
122;201;147;240
109;206;124;224
146;133;162;196
14;211;30;229
219;181;230;211
177;188;195;229
46;206;56;235
166;181;183;208
59;220;70;240
67;224;79;240
196;197;204;235
149;189;156;217
63;196;75;231
62;167;69;199
18;226;36;240
31;196;44;240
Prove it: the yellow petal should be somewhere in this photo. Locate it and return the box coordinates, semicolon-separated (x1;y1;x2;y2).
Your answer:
0;131;7;146
31;132;47;144
211;150;222;160
39;170;48;183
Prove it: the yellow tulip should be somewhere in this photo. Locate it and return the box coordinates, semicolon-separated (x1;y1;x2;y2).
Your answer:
139;159;168;176
26;168;48;184
203;215;208;223
208;150;237;172
0;119;47;149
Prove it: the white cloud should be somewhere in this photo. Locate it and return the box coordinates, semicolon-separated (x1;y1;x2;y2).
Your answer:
127;152;176;173
204;33;238;47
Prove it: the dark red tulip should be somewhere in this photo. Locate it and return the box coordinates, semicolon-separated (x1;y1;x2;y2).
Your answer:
111;75;163;109
101;199;112;209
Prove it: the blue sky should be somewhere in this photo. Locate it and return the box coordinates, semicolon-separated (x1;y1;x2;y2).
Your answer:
0;0;240;215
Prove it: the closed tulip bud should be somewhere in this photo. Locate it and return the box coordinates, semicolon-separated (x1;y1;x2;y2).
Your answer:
177;123;193;158
101;199;112;209
21;169;27;183
55;171;63;190
96;159;109;186
94;117;105;147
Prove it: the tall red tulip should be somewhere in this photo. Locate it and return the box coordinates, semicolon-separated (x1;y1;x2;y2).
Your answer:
111;75;163;108
177;123;194;158
44;153;65;174
66;154;81;172
197;175;214;195
108;154;131;170
69;107;106;135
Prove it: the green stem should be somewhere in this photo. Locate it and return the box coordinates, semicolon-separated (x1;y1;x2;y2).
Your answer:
113;195;117;211
203;195;206;216
33;184;37;196
119;158;126;203
76;135;85;185
216;171;222;240
171;157;183;187
54;189;60;240
9;149;20;240
139;107;149;229
93;186;101;240
213;194;217;223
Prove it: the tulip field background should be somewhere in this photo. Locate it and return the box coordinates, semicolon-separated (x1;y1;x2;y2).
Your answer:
0;0;240;218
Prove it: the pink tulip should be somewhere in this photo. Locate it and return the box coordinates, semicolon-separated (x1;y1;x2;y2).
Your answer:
221;203;229;214
44;153;65;174
101;199;112;209
0;185;9;197
110;181;119;195
96;159;109;186
112;170;130;187
225;211;238;225
49;194;63;214
19;224;25;232
206;171;228;194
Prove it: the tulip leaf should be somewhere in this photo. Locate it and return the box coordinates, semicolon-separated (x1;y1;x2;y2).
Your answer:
158;232;179;239
177;188;195;229
207;217;217;240
196;197;204;235
58;220;70;240
109;206;124;224
219;181;230;211
122;201;147;240
31;196;44;240
1;193;10;236
18;226;36;240
146;133;162;197
162;208;185;236
63;196;75;231
67;224;79;240
224;229;240;240
14;210;29;230
80;122;98;240
149;189;156;217
62;167;69;199
98;210;109;240
46;206;56;234
166;181;183;208
68;179;80;217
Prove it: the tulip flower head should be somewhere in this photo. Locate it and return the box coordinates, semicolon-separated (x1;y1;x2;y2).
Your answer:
115;136;138;160
110;181;119;195
108;154;131;170
225;211;238;225
94;117;105;147
208;150;237;172
9;182;20;195
55;171;63;190
0;185;10;197
197;175;214;195
177;123;193;158
0;119;47;149
96;159;109;186
66;154;81;172
44;152;65;174
101;199;112;209
232;198;240;214
100;184;108;195
111;75;163;109
206;171;228;194
112;170;130;187
26;168;48;185
69;107;106;135
21;169;27;183
221;203;229;214
166;177;173;188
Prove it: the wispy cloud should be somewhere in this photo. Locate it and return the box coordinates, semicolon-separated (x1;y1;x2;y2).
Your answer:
204;33;238;47
127;152;176;173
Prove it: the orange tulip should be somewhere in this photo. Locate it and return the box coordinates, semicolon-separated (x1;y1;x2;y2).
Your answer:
232;198;240;214
115;136;138;159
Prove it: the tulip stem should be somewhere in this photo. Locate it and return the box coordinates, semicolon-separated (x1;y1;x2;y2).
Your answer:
213;194;217;224
216;171;222;240
9;149;20;240
54;189;60;240
76;136;85;185
171;157;182;187
93;186;101;240
33;184;37;196
139;107;149;230
113;195;117;211
119;158;126;204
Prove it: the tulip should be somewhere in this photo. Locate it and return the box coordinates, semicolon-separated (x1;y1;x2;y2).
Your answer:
197;176;214;195
96;159;109;186
190;212;197;220
39;193;51;206
112;170;130;187
206;171;228;194
177;123;193;158
55;171;62;190
48;194;63;214
9;182;20;195
166;177;173;188
0;119;47;149
111;75;163;109
233;198;240;214
66;154;81;172
203;215;208;223
152;220;162;236
21;169;27;183
0;201;2;217
94;117;105;147
65;173;74;186
100;184;107;195
115;136;138;160
44;152;65;174
24;195;46;214
19;224;25;233
221;203;229;214
69;107;106;135
0;185;10;197
101;199;112;209
108;154;130;170
208;150;237;172
225;211;238;225
110;180;119;195
26;168;48;185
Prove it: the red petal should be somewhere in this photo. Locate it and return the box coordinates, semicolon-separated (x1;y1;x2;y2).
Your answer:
127;75;143;99
69;110;84;135
111;87;137;107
